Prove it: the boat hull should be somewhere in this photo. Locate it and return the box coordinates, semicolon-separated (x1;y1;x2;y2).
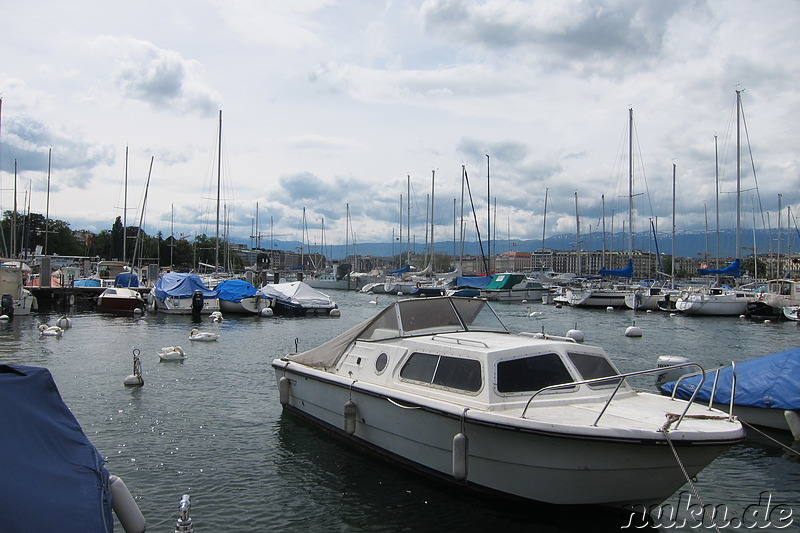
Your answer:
153;296;220;315
566;288;627;308
219;296;264;315
274;363;733;508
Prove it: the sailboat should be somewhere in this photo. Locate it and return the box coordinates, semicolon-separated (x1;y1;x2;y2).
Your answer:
675;91;757;316
567;109;637;308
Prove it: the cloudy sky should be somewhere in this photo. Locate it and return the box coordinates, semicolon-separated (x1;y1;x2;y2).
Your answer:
1;0;798;254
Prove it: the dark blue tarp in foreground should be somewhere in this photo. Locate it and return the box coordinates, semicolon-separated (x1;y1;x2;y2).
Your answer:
0;365;113;532
697;258;741;277
114;272;139;287
389;265;412;275
660;347;800;410
453;275;493;289
215;279;259;302
154;272;218;301
598;259;633;278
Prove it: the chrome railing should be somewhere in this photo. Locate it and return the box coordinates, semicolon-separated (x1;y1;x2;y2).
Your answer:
521;362;707;430
670;361;736;420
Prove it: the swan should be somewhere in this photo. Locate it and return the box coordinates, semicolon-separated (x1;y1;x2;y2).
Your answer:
210;311;223;323
189;328;219;342
158;346;187;361
56;315;72;329
38;324;63;337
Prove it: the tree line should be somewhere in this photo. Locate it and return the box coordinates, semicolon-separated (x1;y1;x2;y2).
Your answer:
2;211;244;271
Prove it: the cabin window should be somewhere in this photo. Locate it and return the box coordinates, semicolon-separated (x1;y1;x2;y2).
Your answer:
375;352;388;374
496;353;574;393
400;352;482;392
567;352;621;387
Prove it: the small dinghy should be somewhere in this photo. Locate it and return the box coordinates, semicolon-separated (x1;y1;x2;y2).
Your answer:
189;328;219;342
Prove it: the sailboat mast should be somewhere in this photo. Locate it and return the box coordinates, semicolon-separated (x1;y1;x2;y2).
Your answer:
778;193;782;278
430;169;435;266
601;194;606;267
170;203;174;270
123;146;128;263
486;155;491;272
575;191;581;276
215;109;222;273
406;175;410;266
399;192;403;268
735;90;742;261
45;148;51;255
541;188;548;270
628;107;634;261
672;163;676;289
715;135;720;269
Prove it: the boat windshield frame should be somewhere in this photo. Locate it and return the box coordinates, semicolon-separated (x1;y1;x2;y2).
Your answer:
357;297;508;341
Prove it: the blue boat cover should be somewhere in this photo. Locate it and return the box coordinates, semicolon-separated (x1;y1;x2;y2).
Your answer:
154;272;218;301
599;259;634;278
697;258;741;277
453;275;493;289
114;272;139;287
388;265;412;275
74;278;101;287
0;365;113;532
215;279;259;302
660;347;800;410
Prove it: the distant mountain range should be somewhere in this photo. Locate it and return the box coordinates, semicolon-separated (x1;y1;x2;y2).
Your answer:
268;228;799;261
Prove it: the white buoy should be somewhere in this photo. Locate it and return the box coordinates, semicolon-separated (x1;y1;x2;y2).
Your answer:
260;307;274;317
109;475;146;533
344;399;357;435
625;324;643;337
133;307;143;314
764;319;772;325
606;306;614;311
566;329;584;342
329;308;341;317
397;291;403;296
452;432;468;481
739;314;746;319
646;309;653;313
0;314;9;321
555;303;562;309
124;349;144;387
669;312;678;317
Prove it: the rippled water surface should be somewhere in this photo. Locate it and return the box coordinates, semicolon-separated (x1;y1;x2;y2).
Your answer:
2;291;798;531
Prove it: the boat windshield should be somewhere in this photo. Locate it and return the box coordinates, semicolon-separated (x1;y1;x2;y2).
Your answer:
399;297;506;335
357;297;507;341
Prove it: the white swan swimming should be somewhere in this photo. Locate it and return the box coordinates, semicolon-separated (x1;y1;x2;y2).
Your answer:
56;315;72;329
38;324;64;337
189;328;219;342
210;311;223;323
158;345;187;361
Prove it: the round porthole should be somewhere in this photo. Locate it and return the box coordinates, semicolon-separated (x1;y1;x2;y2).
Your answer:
375;352;389;374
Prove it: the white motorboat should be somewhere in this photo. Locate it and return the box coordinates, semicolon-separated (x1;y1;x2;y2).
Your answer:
260;281;339;316
624;285;680;311
152;273;221;315
479;273;547;302
566;282;629;308
0;262;37;316
273;296;744;507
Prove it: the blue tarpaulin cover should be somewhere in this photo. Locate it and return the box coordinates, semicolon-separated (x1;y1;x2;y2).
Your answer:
74;278;101;287
453;275;493;289
388;265;412;275
598;259;634;278
154;272;218;301
697;258;741;277
660;347;800;410
0;365;113;532
114;272;139;287
216;279;259;303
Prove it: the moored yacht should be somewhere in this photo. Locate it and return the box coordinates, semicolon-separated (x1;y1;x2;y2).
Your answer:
273;296;744;507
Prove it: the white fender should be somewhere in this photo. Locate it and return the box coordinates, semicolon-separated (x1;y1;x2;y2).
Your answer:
109;475;146;533
278;376;290;405
785;410;800;440
344;400;357;435
452;432;468;481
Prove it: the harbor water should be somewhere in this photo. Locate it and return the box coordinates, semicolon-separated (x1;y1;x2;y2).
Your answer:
1;291;798;531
